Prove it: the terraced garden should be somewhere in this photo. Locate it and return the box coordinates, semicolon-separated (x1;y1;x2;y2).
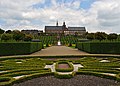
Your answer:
0;56;120;85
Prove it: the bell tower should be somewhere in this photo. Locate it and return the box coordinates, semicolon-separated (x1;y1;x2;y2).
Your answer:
56;21;58;26
62;21;66;30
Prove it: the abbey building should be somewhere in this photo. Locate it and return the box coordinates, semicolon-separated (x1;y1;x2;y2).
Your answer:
45;21;86;35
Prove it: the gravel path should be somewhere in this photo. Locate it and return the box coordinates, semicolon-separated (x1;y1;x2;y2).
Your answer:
30;46;88;56
13;75;120;86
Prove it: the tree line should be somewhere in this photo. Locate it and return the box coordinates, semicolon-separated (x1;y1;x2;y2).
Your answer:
0;28;33;42
0;28;120;42
86;32;118;41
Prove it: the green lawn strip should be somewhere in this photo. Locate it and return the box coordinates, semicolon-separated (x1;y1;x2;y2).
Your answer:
0;69;50;77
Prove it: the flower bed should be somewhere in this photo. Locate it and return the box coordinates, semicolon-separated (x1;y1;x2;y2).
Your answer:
55;61;74;72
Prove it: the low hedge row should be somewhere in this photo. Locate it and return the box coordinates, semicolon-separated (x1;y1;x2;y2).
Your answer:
54;72;75;79
0;77;15;86
55;61;74;72
78;68;120;74
76;71;120;82
77;42;120;54
0;72;53;86
0;42;43;56
13;72;53;85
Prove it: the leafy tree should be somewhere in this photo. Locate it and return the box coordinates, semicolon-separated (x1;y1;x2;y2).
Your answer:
1;33;12;41
74;32;78;37
5;30;12;34
107;33;118;41
86;33;94;40
24;34;33;41
68;42;72;47
0;28;5;34
94;32;107;41
13;30;25;41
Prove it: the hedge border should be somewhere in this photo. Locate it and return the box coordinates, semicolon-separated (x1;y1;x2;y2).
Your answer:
0;42;43;56
0;77;15;86
55;61;74;72
77;42;120;54
76;71;120;82
54;72;75;79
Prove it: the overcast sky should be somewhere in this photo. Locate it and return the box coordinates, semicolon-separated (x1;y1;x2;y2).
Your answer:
0;0;120;33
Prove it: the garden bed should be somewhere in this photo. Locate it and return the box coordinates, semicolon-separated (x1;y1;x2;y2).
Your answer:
0;56;120;85
55;61;74;72
58;63;70;69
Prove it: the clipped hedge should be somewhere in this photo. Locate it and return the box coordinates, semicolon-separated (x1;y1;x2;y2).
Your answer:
54;72;75;79
76;71;120;82
77;42;120;54
0;77;15;86
0;42;43;56
13;72;54;85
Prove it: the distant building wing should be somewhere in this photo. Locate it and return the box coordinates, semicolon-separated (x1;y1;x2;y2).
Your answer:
45;26;63;30
68;27;86;31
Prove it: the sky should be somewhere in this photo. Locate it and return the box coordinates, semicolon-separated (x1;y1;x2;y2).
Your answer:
0;0;120;34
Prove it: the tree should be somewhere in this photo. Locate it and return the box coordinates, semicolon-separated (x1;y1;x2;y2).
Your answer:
13;30;25;41
107;33;118;41
1;33;12;41
94;32;107;41
0;28;5;34
5;30;12;34
74;32;78;37
86;33;94;40
24;34;33;41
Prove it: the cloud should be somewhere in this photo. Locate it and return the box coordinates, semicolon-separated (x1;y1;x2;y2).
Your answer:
89;0;120;33
0;0;120;34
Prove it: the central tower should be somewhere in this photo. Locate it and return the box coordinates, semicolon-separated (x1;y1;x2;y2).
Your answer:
56;21;58;26
62;21;66;30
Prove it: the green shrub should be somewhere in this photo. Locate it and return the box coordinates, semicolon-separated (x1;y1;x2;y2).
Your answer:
0;77;15;86
0;42;42;56
77;42;120;54
46;43;49;47
1;34;12;42
13;72;54;85
76;71;120;82
54;72;75;79
68;43;72;47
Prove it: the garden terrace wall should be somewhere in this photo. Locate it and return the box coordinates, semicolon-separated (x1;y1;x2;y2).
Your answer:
77;42;120;54
0;42;42;56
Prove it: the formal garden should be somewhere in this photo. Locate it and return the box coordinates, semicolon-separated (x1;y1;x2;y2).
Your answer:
0;56;120;85
0;29;120;85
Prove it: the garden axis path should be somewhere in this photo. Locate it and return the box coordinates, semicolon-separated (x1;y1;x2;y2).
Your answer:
30;46;88;56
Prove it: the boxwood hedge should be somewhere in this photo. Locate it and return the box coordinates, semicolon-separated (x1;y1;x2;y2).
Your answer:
54;72;75;79
77;42;120;54
0;42;43;56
